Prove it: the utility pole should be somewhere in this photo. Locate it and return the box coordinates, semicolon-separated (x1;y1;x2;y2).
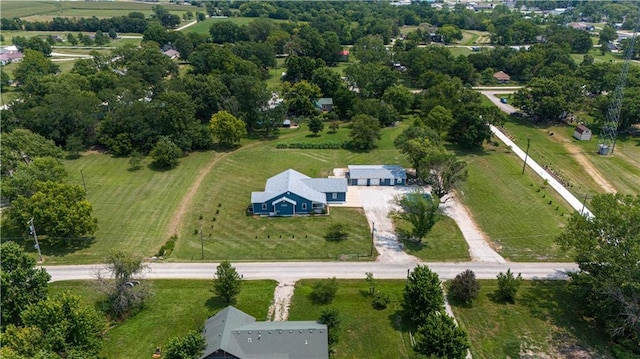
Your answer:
200;225;204;260
580;193;591;216
80;170;87;193
369;222;375;257
521;138;531;175
28;218;43;263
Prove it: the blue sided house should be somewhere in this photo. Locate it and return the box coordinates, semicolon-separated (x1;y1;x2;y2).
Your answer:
251;169;347;216
347;165;406;186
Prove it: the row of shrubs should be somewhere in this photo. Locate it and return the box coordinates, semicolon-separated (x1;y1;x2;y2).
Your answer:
276;142;349;149
156;235;177;257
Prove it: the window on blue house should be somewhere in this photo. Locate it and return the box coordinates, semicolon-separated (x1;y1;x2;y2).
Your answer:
302;203;307;209
262;203;267;210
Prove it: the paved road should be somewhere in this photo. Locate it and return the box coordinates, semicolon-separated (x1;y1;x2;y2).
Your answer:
43;262;578;282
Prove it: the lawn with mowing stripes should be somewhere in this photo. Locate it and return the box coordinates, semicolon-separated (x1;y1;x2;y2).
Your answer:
1;0;189;19
182;17;296;35
450;280;614;358
457;146;573;262
397;215;470;262
49;279;276;359
55;152;219;264
173;125;410;261
288;279;413;359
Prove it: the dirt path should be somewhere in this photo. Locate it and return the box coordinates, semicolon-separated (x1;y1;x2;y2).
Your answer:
268;280;296;321
562;141;617;193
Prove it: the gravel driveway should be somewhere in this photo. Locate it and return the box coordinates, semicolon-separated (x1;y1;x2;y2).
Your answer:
359;186;421;264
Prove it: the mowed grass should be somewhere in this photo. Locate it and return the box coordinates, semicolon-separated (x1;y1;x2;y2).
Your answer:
397;216;470;262
49;279;277;359
501;117;640;196
1;0;190;19
451;280;614;358
182;17;295;35
174;125;409;261
457;146;573;262
54;152;218;264
288;279;414;359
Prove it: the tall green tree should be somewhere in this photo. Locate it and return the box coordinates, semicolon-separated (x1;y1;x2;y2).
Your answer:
423;105;454;138
2;157;67;200
209;110;247;146
12;49;59;85
213;261;242;304
6;181;97;244
382;85;414;115
494;269;523;304
392;190;440;241
308;116;324;136
428;152;468;198
18;292;105;357
0;241;51;328
349;114;381;151
599;25;617;54
436;24;463;44
557;194;640;347
403;265;444;325
414;312;470;359
282;80;321;116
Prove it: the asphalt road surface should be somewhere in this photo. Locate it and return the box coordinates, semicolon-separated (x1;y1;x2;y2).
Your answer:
44;261;578;282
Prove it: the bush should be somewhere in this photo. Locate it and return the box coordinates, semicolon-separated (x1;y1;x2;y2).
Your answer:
276;142;349;149
372;291;390;310
310;277;338;305
318;308;341;346
494;269;523;303
325;223;348;241
447;269;480;306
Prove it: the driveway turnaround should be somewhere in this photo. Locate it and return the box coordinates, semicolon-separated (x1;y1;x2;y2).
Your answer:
43;261;578;282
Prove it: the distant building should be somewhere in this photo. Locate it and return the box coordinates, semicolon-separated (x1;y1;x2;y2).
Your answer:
568;22;595;31
347;165;406;186
338;50;349;62
573;125;592;141
0;47;23;66
314;98;333;112
493;71;511;83
162;49;180;59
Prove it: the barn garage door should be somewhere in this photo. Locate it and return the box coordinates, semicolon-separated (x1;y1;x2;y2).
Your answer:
369;178;380;186
357;179;367;186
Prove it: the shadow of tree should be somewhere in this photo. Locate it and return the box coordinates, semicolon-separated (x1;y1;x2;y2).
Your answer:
205;295;231;311
36;237;95;257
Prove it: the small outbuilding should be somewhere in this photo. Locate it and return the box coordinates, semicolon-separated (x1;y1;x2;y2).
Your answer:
314;98;333;112
573;125;592;141
347;165;406;186
493;71;511;83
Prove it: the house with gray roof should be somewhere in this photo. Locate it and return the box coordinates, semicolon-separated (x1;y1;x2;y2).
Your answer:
251;169;347;216
201;306;328;359
347;165;406;186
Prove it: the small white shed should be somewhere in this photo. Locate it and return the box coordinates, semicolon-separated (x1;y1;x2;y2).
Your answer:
573;125;592;141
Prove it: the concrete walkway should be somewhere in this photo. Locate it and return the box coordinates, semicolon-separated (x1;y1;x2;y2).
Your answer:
490;125;593;217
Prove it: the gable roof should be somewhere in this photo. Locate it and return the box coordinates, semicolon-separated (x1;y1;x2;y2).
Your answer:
251;169;347;205
202;306;328;359
493;71;511;81
315;98;333;106
575;124;591;133
348;165;406;180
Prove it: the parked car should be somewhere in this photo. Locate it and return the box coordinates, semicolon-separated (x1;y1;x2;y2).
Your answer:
500;97;508;104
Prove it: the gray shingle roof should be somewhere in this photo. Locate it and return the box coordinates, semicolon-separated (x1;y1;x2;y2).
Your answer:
347;165;406;180
201;306;328;359
252;169;344;204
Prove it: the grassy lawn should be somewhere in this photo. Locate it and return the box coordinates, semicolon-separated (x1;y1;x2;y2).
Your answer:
448;46;473;58
456;145;573;262
397;215;471;262
501;117;640;196
2;0;190;20
49;279;277;359
288;279;414;359
451;280;614;358
182;17;295;35
0;88;20;106
48;151;218;264
174;125;410;261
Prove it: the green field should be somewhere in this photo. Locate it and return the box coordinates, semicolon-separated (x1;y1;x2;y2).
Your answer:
49;279;277;359
457;145;573;262
1;0;191;20
397;215;470;262
288;279;414;358
501;116;640;197
181;17;295;35
173;124;409;261
54;151;219;264
451;280;614;358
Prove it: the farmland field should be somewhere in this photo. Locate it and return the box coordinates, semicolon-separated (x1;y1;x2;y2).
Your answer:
1;0;191;20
